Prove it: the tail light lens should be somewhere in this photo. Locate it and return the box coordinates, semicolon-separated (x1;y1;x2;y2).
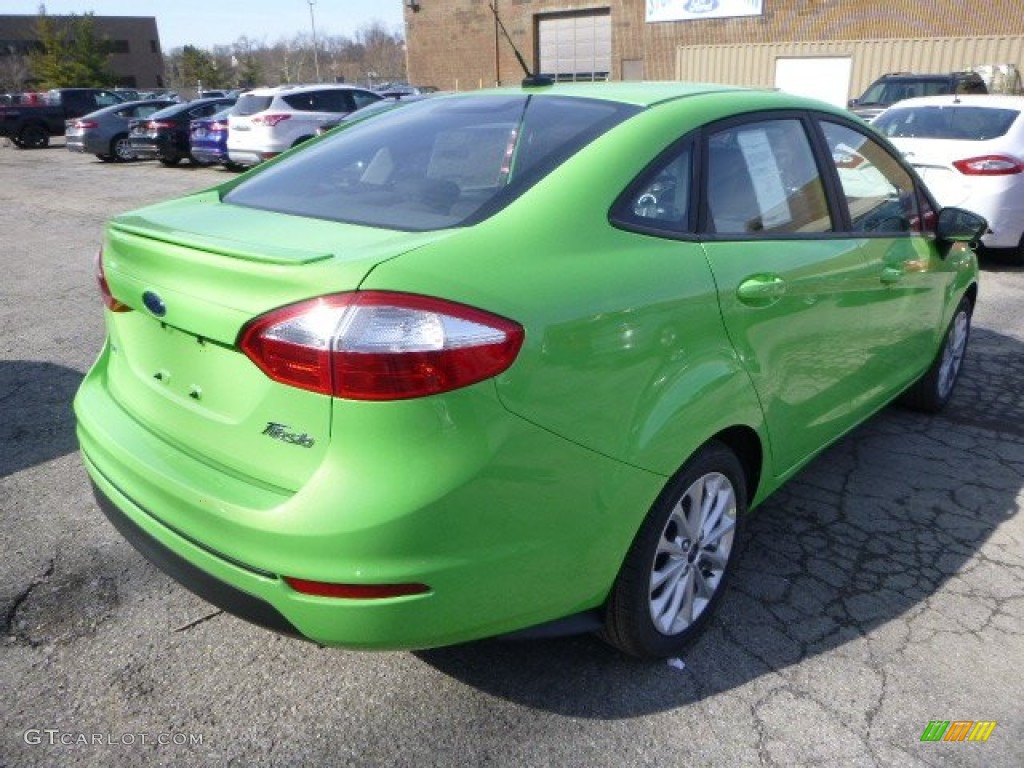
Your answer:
75;119;99;129
147;120;175;130
95;249;131;313
952;155;1024;176
252;113;291;127
239;291;525;400
210;120;228;132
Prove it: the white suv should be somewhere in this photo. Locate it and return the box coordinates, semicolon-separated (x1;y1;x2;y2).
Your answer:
227;84;381;167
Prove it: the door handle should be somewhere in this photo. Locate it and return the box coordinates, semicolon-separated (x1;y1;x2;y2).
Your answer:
880;266;904;284
736;275;786;306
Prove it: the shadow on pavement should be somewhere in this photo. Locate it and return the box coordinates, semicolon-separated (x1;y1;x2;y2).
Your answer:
417;326;1023;717
0;360;83;478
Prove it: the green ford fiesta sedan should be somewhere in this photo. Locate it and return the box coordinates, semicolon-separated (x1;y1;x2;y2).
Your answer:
75;82;983;658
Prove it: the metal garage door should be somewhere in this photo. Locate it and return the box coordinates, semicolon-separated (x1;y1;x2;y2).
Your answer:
538;11;611;82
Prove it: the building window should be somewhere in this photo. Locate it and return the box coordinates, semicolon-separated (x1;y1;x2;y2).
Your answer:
104;39;131;54
150;39;158;54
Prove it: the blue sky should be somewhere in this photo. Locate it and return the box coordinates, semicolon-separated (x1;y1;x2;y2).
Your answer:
14;1;406;50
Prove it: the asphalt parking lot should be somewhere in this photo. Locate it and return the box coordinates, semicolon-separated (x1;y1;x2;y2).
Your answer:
1;139;1022;768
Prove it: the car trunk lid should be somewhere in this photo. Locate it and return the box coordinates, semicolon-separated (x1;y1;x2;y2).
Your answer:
100;193;451;490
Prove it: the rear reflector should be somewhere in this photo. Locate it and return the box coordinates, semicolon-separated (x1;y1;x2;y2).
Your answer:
239;291;524;400
284;577;430;599
952;155;1024;176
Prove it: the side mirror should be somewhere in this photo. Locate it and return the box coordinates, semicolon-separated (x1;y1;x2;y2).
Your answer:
936;207;987;244
847;98;858;108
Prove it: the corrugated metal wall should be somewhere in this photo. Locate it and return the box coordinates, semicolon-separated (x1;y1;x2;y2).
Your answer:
676;36;1024;99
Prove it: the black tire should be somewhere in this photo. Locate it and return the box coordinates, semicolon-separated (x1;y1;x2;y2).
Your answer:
900;296;972;413
224;161;245;172
110;134;134;162
16;123;49;149
291;135;312;148
158;154;181;167
602;440;747;659
96;154;115;162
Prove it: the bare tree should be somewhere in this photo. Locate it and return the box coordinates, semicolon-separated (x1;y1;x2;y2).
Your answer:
161;21;406;90
0;51;32;92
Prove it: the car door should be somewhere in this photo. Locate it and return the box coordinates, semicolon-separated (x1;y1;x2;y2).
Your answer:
816;118;951;396
698;114;883;475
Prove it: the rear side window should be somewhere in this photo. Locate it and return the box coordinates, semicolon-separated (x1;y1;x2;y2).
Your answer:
704;119;832;236
283;90;354;112
224;94;639;231
121;104;163;119
352;90;381;110
612;144;692;234
874;106;1019;141
235;94;274;116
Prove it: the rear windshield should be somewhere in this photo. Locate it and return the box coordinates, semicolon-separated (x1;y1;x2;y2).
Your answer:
223;94;640;231
874;106;1020;140
234;94;274;116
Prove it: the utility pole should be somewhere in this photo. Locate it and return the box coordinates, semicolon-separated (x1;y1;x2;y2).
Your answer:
308;0;321;81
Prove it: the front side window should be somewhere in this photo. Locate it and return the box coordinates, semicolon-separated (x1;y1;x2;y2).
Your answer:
821;121;920;235
95;91;120;108
705;119;832;236
224;95;639;231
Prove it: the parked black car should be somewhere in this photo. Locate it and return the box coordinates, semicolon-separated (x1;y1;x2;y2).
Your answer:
128;97;236;166
848;71;988;121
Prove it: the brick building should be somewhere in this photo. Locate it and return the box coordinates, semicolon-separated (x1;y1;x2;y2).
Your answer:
403;0;1024;104
0;14;165;89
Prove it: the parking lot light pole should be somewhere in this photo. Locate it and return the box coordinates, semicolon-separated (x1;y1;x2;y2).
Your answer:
308;0;321;82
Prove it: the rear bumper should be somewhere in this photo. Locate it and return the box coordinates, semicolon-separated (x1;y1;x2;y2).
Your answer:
90;475;301;639
75;346;662;649
226;148;277;167
189;145;227;164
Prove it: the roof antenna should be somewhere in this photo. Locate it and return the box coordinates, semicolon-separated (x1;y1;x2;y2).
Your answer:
488;2;553;88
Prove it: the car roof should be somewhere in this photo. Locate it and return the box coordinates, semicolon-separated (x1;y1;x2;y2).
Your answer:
429;81;858;117
882;94;1024;110
242;83;376;97
90;98;174;114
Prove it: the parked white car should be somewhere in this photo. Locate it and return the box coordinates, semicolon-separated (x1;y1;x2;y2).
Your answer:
874;94;1024;262
227;84;382;167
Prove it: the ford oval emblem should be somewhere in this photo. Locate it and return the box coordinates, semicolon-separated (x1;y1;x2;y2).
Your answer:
142;290;167;317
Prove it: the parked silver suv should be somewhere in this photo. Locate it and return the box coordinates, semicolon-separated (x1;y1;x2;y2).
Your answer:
227;84;382;167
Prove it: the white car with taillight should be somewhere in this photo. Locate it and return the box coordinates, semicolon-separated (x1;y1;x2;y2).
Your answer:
227;84;382;167
874;94;1024;261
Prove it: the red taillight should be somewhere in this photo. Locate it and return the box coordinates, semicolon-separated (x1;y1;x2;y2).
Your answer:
252;113;291;127
95;249;131;313
147;120;174;130
75;119;99;129
210;121;228;132
284;577;430;599
239;291;525;400
952;155;1024;176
